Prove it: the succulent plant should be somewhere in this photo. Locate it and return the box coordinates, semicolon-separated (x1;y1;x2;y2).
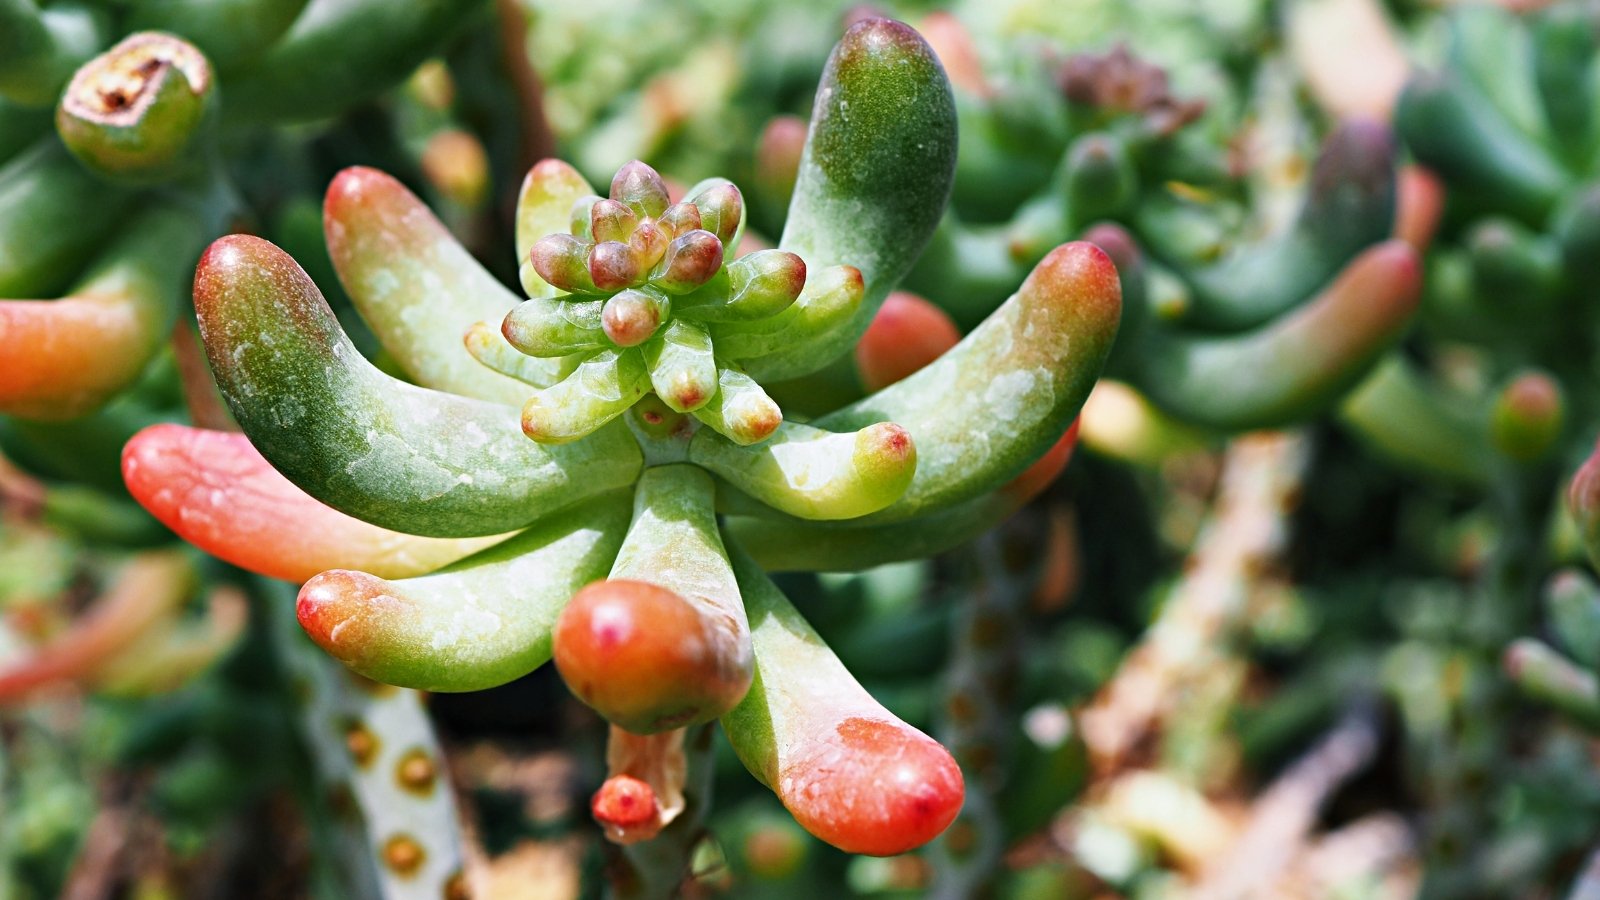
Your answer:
1507;570;1600;735
0;0;483;425
742;18;1417;445
30;1;1600;895
119;18;1123;873
0;3;496;894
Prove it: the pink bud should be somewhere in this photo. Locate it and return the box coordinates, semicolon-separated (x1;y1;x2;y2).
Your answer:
658;202;703;238
590;198;638;245
692;183;743;246
611;160;670;218
530;233;598;294
589;240;641;292
651;230;725;294
602;289;668;347
629;219;669;271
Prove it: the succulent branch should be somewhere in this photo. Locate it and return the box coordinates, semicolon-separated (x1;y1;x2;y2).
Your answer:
721;547;965;857
104;16;1129;868
55;31;213;183
0;550;242;702
1;206;203;419
9;1;1600;895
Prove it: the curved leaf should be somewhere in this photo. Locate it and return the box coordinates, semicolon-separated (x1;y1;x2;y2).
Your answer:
194;234;642;537
123;424;507;582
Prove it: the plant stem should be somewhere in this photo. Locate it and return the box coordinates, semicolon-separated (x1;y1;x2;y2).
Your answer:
606;722;716;900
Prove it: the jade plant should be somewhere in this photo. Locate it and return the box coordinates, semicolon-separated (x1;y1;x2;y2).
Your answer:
1;3;501;895
16;0;1600;895
0;0;483;426
120;18;1122;878
1511;439;1600;738
1507;572;1600;736
1394;1;1600;355
1051;77;1419;436
751;18;1422;440
1255;3;1600;891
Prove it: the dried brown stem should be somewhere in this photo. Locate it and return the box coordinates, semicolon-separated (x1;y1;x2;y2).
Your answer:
495;0;556;170
1079;432;1310;772
1191;706;1383;899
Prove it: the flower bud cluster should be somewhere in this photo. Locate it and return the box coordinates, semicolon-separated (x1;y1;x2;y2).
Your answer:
510;160;810;446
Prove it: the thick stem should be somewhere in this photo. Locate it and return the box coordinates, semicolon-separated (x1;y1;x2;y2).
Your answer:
928;528;1033;899
263;578;470;900
55;31;214;183
605;722;716;900
556;465;751;733
1191;705;1383;898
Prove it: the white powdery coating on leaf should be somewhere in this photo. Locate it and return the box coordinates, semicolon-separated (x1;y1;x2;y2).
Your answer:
272;396;306;428
751;606;876;759
423;598;504;657
386;518;616;667
983;369;1052;423
767;433;851;492
366;267;402;301
333;382;532;507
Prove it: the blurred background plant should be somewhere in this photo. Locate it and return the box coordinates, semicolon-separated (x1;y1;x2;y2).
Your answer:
10;0;1600;897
